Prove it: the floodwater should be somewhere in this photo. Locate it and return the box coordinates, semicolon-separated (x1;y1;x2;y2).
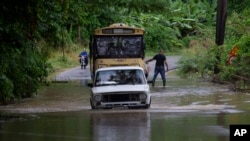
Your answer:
1;76;250;141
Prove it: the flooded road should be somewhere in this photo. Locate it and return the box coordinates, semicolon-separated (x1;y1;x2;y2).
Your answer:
1;71;250;141
2;110;250;141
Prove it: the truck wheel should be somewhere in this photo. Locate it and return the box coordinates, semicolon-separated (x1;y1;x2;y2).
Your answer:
144;97;151;109
90;99;96;109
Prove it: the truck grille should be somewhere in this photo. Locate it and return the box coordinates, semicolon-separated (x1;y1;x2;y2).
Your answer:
102;92;141;102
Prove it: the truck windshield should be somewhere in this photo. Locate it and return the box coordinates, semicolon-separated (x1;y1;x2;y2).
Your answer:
94;36;143;58
95;69;146;86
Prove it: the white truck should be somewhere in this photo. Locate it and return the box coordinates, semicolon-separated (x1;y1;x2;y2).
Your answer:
88;66;151;109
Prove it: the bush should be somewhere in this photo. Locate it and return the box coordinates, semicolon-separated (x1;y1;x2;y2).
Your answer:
0;75;14;104
177;38;215;79
219;35;250;89
0;28;49;104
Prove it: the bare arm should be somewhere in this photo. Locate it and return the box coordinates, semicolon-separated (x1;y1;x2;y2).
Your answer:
146;58;154;63
164;60;169;71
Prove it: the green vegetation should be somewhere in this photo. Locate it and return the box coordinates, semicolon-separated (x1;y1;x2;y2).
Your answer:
178;7;250;90
0;0;249;104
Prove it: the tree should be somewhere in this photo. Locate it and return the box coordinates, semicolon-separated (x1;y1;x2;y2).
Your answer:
0;0;49;104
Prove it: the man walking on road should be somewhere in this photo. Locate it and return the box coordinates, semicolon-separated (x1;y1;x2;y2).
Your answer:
146;50;169;87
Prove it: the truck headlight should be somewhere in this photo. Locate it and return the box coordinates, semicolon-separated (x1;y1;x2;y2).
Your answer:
94;95;102;102
139;93;147;100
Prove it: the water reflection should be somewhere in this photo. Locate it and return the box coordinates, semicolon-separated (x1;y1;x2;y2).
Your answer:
1;110;250;141
91;111;150;141
150;112;230;141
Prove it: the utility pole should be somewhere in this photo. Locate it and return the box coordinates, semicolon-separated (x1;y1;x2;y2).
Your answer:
214;0;228;75
216;0;227;46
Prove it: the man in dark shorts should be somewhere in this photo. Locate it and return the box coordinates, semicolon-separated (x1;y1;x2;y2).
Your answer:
146;50;169;87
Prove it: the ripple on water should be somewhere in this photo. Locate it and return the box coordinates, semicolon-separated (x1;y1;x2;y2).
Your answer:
150;104;242;114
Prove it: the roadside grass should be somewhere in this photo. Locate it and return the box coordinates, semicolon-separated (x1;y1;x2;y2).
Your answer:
47;48;82;80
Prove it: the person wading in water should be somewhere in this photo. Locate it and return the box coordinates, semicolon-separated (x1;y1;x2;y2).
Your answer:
146;50;169;87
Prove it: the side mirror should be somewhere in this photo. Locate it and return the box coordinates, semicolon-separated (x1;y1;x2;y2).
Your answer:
87;83;93;87
147;80;152;84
